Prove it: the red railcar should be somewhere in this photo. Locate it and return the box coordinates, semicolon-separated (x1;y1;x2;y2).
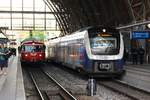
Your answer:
20;40;45;64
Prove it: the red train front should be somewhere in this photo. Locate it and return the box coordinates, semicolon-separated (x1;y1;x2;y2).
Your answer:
20;40;45;64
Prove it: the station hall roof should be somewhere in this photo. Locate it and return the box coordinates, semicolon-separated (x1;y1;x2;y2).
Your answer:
44;0;150;35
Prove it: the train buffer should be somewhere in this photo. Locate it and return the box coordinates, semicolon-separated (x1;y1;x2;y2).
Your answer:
0;56;26;100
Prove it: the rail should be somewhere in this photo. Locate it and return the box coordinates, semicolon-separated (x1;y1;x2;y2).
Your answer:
43;71;78;100
29;72;45;100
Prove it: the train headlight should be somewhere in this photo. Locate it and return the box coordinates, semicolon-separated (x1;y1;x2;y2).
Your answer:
39;54;42;57
147;24;150;28
25;54;28;57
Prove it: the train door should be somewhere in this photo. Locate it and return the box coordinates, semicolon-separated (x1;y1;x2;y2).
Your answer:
60;45;63;62
64;45;68;64
72;43;76;69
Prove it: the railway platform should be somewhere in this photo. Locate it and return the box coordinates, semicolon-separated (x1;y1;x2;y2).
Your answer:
123;62;150;93
0;56;26;100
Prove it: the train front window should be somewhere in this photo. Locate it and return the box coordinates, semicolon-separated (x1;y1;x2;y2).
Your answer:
22;45;44;52
88;31;120;55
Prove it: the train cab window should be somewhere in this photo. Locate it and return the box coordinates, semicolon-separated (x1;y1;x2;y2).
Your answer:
21;45;45;52
88;30;120;55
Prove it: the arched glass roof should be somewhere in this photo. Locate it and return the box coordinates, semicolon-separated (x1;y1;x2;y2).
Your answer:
0;0;59;31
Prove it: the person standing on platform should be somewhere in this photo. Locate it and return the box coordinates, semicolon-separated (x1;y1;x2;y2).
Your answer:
4;44;10;69
131;47;138;65
123;48;129;64
138;47;145;64
0;43;9;75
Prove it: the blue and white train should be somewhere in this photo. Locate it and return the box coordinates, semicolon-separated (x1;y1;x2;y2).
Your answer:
46;26;125;77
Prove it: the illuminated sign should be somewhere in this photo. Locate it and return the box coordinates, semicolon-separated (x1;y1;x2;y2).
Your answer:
132;31;150;39
98;33;112;37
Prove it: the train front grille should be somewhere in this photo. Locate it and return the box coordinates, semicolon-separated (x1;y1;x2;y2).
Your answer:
98;63;111;71
94;61;114;72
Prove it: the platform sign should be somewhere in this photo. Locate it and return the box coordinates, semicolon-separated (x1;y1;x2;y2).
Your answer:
132;31;150;39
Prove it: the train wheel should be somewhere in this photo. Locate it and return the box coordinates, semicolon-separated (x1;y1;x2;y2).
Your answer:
76;67;84;74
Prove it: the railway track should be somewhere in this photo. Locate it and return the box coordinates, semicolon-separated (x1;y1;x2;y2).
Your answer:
43;71;77;100
29;72;48;100
98;79;150;100
24;63;150;100
28;68;77;100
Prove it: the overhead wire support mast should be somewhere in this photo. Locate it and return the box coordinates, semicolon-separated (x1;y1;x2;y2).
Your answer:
116;20;150;29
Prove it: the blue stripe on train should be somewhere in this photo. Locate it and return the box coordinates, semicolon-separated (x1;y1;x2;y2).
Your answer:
114;59;124;70
82;49;93;71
